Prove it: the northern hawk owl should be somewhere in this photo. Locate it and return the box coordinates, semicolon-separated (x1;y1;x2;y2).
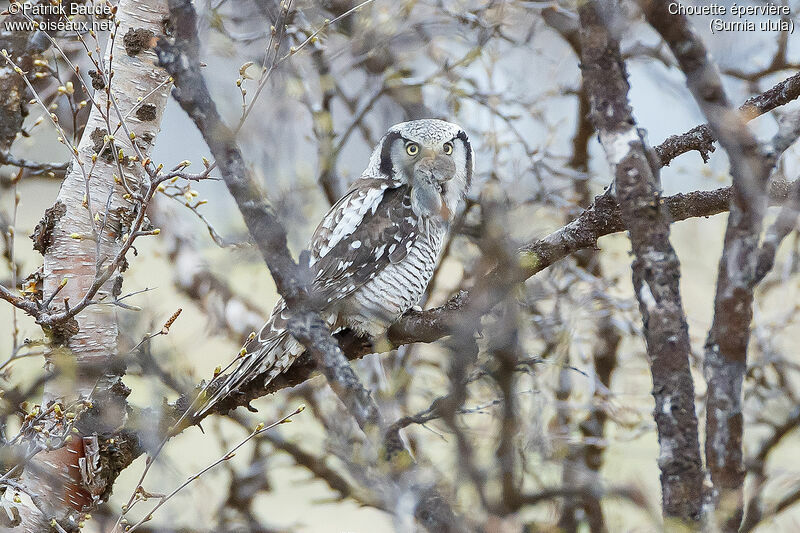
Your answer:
198;119;473;415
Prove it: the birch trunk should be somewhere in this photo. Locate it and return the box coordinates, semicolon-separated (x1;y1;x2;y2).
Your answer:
10;0;171;529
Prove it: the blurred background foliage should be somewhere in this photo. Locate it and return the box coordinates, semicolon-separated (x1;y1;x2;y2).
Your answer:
2;0;800;531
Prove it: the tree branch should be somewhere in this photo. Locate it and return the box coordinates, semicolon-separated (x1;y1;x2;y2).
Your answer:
578;2;703;522
639;1;780;528
654;71;800;167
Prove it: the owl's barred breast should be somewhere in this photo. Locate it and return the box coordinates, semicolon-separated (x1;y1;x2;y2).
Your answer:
342;221;446;336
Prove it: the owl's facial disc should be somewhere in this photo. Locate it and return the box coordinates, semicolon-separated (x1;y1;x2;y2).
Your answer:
381;125;466;220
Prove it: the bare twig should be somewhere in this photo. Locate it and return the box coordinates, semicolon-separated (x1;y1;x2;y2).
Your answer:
124;406;304;532
654;70;800;167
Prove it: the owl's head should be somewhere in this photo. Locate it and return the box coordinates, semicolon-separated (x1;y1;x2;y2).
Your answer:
369;119;473;221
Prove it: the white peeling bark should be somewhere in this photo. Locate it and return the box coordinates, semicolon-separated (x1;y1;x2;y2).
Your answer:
11;0;171;530
42;0;169;398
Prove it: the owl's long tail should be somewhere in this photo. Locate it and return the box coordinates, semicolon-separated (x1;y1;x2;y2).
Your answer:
193;299;302;418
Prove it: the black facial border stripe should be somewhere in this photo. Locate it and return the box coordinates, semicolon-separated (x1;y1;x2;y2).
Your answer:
455;130;473;187
380;131;403;177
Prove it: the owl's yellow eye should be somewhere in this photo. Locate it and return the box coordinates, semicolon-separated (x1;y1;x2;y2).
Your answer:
405;142;419;156
443;142;454;155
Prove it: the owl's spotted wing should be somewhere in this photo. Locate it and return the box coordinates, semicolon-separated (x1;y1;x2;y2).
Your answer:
245;180;415;350
309;178;417;304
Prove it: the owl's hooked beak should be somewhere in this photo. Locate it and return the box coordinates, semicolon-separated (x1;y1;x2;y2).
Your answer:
410;154;455;219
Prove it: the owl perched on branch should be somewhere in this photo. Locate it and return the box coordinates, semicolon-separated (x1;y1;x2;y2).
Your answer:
197;119;473;416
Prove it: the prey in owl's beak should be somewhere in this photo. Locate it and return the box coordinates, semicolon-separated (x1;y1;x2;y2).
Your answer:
410;153;455;220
